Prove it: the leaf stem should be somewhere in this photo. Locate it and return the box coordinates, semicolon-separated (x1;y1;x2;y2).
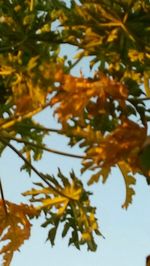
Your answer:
22;125;62;134
140;97;150;101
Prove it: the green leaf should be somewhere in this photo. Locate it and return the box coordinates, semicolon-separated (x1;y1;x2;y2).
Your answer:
139;145;150;171
62;223;70;238
122;175;136;209
47;227;58;246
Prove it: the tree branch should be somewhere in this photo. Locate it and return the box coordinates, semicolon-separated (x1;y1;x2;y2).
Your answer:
141;97;150;101
15;123;62;134
3;135;84;159
0;179;8;214
128;97;150;102
0;137;74;200
1;103;50;130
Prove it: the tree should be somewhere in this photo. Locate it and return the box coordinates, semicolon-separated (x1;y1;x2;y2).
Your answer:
146;256;150;266
0;0;150;264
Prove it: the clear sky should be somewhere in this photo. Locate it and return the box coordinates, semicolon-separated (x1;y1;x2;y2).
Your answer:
1;118;150;266
1;42;150;266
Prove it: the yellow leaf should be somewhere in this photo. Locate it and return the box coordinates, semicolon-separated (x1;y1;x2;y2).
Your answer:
57;201;68;216
0;66;14;76
128;49;144;62
27;56;39;71
63;185;82;200
81;232;92;241
30;0;34;11
38;197;68;209
23;187;54;196
11;73;47;114
23;181;82;216
107;28;118;42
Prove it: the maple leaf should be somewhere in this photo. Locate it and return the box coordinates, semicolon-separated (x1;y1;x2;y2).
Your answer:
0;200;38;266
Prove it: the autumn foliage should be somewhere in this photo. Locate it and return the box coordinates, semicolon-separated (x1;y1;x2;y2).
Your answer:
0;0;150;264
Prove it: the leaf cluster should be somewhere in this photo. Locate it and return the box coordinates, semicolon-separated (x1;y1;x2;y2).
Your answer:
0;0;150;264
23;169;101;251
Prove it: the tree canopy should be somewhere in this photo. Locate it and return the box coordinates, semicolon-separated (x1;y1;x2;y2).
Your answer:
0;0;150;264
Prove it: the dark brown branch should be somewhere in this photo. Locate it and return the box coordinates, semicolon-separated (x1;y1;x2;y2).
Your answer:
32;127;61;134
141;97;150;101
0;179;8;214
146;255;150;266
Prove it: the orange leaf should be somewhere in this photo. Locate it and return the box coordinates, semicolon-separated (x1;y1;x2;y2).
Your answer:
50;72;128;124
84;119;146;170
0;200;37;266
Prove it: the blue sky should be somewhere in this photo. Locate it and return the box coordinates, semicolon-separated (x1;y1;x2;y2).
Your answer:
1;39;150;266
1;125;150;266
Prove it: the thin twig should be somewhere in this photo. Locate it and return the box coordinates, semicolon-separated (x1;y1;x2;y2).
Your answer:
15;123;62;134
140;97;150;101
31;127;62;134
0;137;75;201
6;136;84;159
1;103;50;130
127;97;150;103
0;179;8;214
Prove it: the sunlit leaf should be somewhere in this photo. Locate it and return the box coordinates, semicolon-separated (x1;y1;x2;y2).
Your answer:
118;162;136;209
23;170;101;251
0;200;38;266
88;167;110;185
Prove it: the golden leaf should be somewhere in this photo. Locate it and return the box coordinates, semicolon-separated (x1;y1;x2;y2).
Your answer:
128;49;144;63
23;182;82;214
12;73;47;114
118;162;136;209
84;119;146;170
50;72;128;124
0;65;14;76
0;200;37;266
37;197;68;210
27;56;39;71
88;167;110;185
107;28;118;42
81;232;92;242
